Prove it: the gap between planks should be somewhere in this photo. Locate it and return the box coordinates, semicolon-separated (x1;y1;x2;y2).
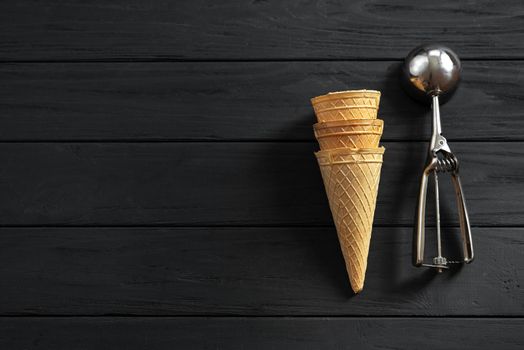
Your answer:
0;139;522;143
1;315;523;319
2;57;524;64
0;224;520;229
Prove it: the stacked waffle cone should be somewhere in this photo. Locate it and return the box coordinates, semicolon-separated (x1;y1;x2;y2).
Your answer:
311;90;385;293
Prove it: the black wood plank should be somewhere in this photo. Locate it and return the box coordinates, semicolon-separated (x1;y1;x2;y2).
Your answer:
1;1;524;61
1;61;523;141
0;142;522;226
1;317;523;349
0;227;522;315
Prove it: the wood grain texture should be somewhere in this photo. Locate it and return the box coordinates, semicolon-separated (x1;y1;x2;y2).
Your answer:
1;0;522;345
0;227;522;315
0;142;522;226
1;61;524;141
1;317;523;349
1;1;524;61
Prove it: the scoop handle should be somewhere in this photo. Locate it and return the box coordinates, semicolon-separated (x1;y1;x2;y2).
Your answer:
451;172;474;263
413;168;431;267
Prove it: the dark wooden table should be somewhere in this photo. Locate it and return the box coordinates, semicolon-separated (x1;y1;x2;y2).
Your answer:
0;1;523;348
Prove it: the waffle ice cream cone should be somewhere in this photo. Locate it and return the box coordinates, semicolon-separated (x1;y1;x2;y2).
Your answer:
314;119;383;150
311;90;381;122
315;147;384;293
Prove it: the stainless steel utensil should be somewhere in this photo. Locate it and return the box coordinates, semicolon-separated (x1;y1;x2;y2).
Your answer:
401;44;474;272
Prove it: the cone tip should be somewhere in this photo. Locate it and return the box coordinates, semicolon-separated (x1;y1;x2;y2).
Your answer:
351;283;364;294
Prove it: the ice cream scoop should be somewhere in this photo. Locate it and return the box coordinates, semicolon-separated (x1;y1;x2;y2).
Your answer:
400;44;474;272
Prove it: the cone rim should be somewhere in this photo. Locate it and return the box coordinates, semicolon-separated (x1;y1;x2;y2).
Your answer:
311;90;381;105
314;119;383;130
315;130;383;140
